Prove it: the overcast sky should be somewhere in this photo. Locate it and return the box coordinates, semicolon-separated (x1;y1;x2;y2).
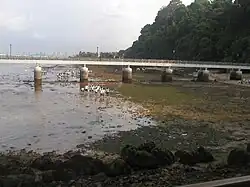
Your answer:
0;0;193;55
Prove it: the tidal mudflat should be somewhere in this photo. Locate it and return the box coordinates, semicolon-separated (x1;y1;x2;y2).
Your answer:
0;63;154;153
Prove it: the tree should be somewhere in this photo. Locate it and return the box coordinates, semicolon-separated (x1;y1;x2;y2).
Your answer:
124;0;250;63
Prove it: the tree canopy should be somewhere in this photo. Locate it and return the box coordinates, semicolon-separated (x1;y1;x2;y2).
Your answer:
124;0;250;63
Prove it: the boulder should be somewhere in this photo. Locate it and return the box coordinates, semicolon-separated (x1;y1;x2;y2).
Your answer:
61;155;105;175
227;148;249;166
138;142;156;152
151;148;175;165
30;156;61;171
121;143;174;169
105;158;131;177
0;174;36;187
246;143;250;153
193;146;215;163
175;150;196;165
175;147;214;165
52;169;75;182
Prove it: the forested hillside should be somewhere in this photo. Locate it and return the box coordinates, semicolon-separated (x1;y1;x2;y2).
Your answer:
124;0;250;63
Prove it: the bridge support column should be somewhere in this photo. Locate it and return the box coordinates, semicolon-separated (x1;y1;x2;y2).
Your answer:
197;68;210;82
122;65;132;83
34;65;42;91
161;67;173;82
230;69;242;80
80;65;89;83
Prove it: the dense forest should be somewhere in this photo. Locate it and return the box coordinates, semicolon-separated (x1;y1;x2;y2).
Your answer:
123;0;250;63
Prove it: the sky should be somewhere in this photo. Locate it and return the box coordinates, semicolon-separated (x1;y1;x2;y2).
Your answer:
0;0;193;55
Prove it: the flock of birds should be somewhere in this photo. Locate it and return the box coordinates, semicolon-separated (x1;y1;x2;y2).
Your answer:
81;85;111;96
56;69;79;81
53;68;112;95
56;68;93;82
239;79;250;85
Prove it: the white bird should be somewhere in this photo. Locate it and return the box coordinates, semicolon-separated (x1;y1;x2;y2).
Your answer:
84;85;89;91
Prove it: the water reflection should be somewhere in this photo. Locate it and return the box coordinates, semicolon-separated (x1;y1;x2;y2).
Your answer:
35;89;42;101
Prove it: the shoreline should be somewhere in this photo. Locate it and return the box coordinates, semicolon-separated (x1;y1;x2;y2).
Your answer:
1;66;250;185
0;142;250;186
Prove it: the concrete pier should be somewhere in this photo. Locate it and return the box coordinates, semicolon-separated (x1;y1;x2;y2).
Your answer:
80;65;89;82
161;67;173;82
230;69;242;80
122;66;132;83
34;65;42;91
197;68;210;82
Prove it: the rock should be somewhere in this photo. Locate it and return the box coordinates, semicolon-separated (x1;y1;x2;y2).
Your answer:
151;148;175;165
53;169;75;182
175;150;196;165
41;170;55;183
247;143;250;152
138;142;156;152
175;147;214;165
62;155;105;175
30;156;62;171
121;144;174;170
194;146;215;163
0;174;36;187
105;158;131;177
0;164;10;176
121;145;157;169
227;148;249;166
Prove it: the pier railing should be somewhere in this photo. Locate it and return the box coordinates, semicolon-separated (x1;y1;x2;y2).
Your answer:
1;56;250;67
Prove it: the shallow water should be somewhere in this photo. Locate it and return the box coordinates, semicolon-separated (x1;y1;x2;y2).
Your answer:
0;63;154;153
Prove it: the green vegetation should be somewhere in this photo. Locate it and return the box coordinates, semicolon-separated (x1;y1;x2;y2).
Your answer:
124;0;250;63
116;83;206;120
117;83;195;105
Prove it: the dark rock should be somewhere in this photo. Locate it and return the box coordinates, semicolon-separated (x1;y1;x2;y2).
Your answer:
30;156;62;171
175;147;214;165
0;164;10;176
0;174;36;187
41;170;55;183
175;150;196;165
105;158;131;177
194;146;215;163
227;148;249;166
151;148;175;165
121;144;174;170
247;143;250;152
121;145;157;169
53;169;75;181
62;155;105;175
138;142;156;152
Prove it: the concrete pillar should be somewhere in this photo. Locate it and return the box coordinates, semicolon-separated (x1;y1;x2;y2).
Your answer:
230;69;242;80
122;66;132;83
80;65;89;82
197;68;210;82
34;65;42;91
161;67;173;82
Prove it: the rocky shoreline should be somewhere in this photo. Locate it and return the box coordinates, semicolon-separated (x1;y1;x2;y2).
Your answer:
1;142;250;187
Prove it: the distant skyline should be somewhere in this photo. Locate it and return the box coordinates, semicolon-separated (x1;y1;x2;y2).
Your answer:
0;0;193;55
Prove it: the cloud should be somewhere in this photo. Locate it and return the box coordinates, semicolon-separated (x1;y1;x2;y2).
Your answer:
0;0;194;54
32;32;45;40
